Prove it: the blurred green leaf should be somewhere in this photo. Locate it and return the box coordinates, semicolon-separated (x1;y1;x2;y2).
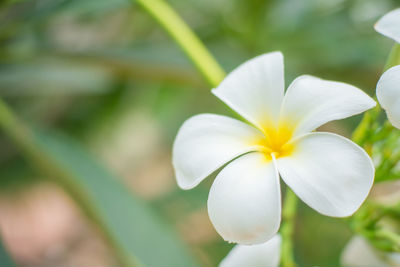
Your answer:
0;98;198;267
0;237;14;267
33;129;199;267
59;0;129;16
0;61;112;95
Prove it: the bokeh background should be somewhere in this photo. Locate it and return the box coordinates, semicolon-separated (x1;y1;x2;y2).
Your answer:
0;0;399;266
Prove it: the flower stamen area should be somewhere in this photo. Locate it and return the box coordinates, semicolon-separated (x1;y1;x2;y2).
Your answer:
252;123;295;160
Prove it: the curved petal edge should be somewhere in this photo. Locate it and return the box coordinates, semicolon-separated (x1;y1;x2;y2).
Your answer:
375;8;400;43
376;66;400;129
212;52;285;130
208;152;281;244
219;234;281;267
172;114;263;189
280;75;376;136
277;132;374;217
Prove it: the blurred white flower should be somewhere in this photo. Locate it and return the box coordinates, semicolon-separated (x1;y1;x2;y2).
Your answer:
219;234;281;267
375;8;400;43
341;236;400;267
173;52;375;244
375;9;400;130
377;66;400;129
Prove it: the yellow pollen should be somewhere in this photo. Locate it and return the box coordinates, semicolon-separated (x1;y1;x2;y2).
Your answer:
251;123;295;160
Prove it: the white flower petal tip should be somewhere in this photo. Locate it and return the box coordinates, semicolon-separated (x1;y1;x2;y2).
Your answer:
375;8;400;43
277;132;374;217
172;114;264;190
212;51;285;128
376;66;400;129
219;234;281;267
208;153;281;245
281;75;376;135
341;236;400;267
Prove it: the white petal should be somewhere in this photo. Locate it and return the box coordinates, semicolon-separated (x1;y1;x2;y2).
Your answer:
341;236;398;267
173;114;264;189
212;52;284;129
375;8;400;43
219;234;281;267
276;132;374;217
208;153;281;244
376;66;400;129
280;75;376;136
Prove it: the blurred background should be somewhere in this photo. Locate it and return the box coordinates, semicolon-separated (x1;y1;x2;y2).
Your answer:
0;0;398;266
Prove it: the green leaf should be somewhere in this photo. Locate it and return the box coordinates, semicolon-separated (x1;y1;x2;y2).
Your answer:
32;129;199;267
0;61;112;96
0;99;198;267
0;237;14;267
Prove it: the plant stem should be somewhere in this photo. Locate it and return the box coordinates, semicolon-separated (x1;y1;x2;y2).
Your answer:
384;44;400;71
134;0;226;87
375;229;400;251
133;1;302;263
280;188;298;267
1;1;225;265
352;105;380;146
352;44;400;145
350;43;400;255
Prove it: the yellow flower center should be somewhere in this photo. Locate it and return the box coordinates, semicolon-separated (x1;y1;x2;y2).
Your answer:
252;122;295;160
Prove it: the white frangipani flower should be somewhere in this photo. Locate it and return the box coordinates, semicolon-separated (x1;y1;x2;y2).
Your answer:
377;66;400;129
173;52;375;244
341;236;400;267
375;9;400;129
375;8;400;43
219;234;281;267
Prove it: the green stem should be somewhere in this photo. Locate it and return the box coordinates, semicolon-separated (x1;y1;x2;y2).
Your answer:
133;0;301;263
375;229;400;251
350;43;400;255
0;99;137;267
351;105;380;146
352;44;400;145
384;44;400;71
1;1;224;265
280;189;298;267
134;0;226;87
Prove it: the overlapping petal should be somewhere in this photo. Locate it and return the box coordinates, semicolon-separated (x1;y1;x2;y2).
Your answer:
173;51;376;246
172;114;264;189
276;132;374;217
219;234;281;267
375;8;400;43
376;66;400;129
280;75;376;136
208;153;281;244
212;52;284;129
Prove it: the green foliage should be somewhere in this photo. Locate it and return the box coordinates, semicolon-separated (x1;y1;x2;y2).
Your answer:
33;128;199;266
0;238;14;267
0;0;400;266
